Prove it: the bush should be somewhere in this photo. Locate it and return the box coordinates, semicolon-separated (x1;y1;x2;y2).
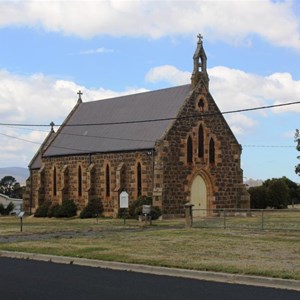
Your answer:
47;203;60;218
5;202;14;215
80;198;103;219
120;195;161;220
128;195;152;218
34;201;51;217
0;203;5;215
35;200;77;218
55;200;77;218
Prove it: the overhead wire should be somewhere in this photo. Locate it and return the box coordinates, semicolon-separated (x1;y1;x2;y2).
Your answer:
0;100;299;128
0;100;299;151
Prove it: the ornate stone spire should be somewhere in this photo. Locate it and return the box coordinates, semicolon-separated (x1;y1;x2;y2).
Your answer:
191;34;209;89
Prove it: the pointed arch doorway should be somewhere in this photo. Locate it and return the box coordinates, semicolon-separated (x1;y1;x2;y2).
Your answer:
191;175;207;217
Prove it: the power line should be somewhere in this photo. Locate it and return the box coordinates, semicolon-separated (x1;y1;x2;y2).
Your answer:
243;145;295;148
0;100;299;128
0;132;296;152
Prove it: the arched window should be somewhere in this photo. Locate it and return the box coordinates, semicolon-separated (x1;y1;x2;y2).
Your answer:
198;125;204;158
78;165;82;197
209;138;215;164
137;162;142;197
187;136;193;163
106;164;110;197
53;166;57;196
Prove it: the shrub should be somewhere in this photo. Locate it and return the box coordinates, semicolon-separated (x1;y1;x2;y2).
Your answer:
5;202;14;215
0;203;5;215
128;195;152;218
47;203;60;218
56;200;77;218
80;198;103;219
34;201;51;217
122;195;161;220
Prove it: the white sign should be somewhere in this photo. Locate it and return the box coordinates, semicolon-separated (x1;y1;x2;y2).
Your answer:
119;191;129;208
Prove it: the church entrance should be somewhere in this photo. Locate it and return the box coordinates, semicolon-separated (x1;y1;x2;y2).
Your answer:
191;175;207;217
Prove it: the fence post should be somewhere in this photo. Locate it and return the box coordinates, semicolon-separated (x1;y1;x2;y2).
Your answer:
261;209;264;230
223;208;226;229
184;203;194;229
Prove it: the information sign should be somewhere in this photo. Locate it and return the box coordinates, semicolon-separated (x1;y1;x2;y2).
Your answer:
119;191;129;208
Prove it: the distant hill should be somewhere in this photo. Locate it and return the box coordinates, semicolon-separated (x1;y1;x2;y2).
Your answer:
0;167;29;185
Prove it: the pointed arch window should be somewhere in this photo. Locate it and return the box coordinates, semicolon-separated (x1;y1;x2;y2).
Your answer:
209;138;215;164
137;162;142;197
106;164;110;197
53;166;57;196
198;125;204;158
78;165;82;197
187;136;193;164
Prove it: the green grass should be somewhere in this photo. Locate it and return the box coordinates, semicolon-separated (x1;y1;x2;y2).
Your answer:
1;215;300;280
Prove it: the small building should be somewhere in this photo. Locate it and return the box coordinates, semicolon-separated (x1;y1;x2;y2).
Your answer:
23;36;250;217
0;193;23;215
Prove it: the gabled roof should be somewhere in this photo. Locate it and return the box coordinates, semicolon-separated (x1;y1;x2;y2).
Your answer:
29;130;56;169
43;84;192;157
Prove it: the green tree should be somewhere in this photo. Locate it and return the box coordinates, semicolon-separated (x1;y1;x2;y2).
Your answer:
0;176;17;196
266;179;289;209
296;129;300;176
280;176;298;205
248;185;268;209
0;176;24;198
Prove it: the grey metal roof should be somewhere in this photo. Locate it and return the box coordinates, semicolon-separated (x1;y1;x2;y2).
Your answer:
29;130;56;169
43;84;192;157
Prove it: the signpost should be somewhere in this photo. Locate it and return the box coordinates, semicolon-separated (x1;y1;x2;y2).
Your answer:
119;191;129;224
18;211;25;232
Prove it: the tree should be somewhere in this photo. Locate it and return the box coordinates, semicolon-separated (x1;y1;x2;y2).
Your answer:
248;185;268;209
0;176;24;198
295;129;300;176
249;177;296;209
266;179;289;209
0;176;17;196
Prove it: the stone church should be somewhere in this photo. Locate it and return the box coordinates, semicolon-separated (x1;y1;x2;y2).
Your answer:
23;36;250;217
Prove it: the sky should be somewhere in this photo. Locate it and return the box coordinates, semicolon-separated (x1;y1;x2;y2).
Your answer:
0;0;300;183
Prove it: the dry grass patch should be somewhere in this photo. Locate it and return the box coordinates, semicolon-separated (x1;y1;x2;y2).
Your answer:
1;226;300;280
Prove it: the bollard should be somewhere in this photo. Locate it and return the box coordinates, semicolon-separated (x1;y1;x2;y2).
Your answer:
184;203;194;228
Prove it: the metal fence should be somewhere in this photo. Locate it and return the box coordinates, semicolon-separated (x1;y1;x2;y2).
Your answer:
192;208;300;231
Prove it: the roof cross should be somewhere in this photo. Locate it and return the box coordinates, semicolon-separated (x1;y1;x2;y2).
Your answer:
197;33;203;43
77;90;83;101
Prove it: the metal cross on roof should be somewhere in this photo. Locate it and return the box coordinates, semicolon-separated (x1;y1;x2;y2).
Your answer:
197;33;203;43
77;90;83;100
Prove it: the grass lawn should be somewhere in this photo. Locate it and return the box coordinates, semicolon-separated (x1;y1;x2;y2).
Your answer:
0;216;300;280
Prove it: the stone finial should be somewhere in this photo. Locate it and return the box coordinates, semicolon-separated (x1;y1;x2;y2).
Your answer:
50;121;55;132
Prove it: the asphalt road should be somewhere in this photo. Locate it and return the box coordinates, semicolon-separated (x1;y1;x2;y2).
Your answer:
0;257;299;300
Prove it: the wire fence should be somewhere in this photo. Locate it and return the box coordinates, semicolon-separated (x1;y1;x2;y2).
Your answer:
192;208;300;231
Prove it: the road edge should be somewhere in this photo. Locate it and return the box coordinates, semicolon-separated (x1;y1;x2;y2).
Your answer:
1;250;299;292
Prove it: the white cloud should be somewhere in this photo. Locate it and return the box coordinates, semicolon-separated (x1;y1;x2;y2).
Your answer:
145;64;300;136
145;65;190;85
79;47;115;55
0;69;147;167
0;0;299;50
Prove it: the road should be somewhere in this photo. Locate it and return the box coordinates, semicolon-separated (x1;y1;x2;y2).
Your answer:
0;257;299;300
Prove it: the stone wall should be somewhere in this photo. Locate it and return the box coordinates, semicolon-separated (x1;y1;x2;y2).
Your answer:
24;150;154;216
159;80;249;215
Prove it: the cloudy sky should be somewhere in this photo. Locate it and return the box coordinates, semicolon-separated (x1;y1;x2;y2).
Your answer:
0;0;300;183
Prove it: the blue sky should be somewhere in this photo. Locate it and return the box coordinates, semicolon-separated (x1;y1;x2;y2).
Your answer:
0;0;300;183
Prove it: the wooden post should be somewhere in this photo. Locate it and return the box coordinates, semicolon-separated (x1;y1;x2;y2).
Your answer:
184;203;194;228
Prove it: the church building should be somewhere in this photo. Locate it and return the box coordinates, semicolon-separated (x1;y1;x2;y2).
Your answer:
23;36;250;217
